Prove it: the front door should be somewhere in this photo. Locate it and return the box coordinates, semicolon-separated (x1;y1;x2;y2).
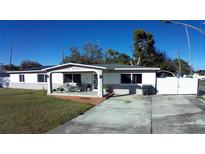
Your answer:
93;74;98;90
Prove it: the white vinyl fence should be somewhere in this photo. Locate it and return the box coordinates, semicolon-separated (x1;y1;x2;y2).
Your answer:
157;77;198;95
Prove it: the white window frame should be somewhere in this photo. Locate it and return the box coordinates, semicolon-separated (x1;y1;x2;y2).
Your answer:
121;73;132;84
37;74;47;83
120;73;142;84
19;74;25;83
132;73;142;84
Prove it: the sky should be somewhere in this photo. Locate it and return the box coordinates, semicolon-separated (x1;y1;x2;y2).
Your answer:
0;20;204;70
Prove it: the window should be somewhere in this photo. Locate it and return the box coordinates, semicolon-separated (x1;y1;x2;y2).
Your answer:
121;74;131;84
64;74;72;83
73;74;81;83
132;74;142;84
37;74;47;83
19;74;25;82
64;74;81;83
93;74;98;89
121;73;142;84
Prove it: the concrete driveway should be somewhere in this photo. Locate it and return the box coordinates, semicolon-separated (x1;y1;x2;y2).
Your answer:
49;94;205;134
152;95;205;133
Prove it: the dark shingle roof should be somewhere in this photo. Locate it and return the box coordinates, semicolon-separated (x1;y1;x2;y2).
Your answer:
0;73;10;77
92;63;147;70
25;65;54;71
7;63;159;73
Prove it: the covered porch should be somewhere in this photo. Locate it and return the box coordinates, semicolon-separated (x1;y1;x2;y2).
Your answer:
47;68;104;97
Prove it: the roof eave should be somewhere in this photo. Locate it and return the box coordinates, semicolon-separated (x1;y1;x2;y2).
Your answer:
7;70;45;74
114;68;160;71
42;63;107;71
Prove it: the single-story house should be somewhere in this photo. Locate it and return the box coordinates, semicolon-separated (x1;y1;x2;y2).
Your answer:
7;63;160;97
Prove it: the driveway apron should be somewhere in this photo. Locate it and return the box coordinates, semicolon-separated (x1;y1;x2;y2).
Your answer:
49;95;152;134
49;95;205;134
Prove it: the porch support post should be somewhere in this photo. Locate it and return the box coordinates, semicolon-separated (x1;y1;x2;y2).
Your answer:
97;70;103;97
47;72;52;94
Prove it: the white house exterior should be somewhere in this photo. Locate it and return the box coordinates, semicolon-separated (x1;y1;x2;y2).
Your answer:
8;63;160;97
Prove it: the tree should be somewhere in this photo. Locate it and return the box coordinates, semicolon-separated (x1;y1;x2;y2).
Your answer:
133;29;172;68
133;29;182;74
20;60;42;70
196;70;205;75
83;42;103;64
3;64;19;71
133;29;156;66
61;43;104;64
118;53;131;64
160;58;176;73
105;48;120;63
104;49;131;64
63;47;82;63
172;59;190;75
60;36;192;76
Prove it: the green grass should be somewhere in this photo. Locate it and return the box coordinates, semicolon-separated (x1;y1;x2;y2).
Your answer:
0;88;93;134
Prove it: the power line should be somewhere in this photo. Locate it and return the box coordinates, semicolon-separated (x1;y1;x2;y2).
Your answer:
161;20;205;75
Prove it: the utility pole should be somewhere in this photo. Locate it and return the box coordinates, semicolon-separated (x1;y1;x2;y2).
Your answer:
60;49;66;64
9;43;14;69
177;50;182;77
161;20;205;76
62;50;65;63
184;26;193;75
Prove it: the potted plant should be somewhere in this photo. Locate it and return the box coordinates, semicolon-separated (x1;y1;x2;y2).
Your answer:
103;86;113;94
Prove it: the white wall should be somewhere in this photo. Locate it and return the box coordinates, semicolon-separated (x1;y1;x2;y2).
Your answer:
9;73;47;90
52;73;63;83
24;74;38;83
81;72;94;84
142;72;156;86
9;71;96;90
10;74;19;82
157;77;198;95
9;82;47;90
103;72;156;85
9;70;157;96
10;73;63;84
103;71;156;95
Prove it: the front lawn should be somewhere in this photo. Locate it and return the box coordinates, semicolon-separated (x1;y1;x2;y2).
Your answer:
0;88;93;133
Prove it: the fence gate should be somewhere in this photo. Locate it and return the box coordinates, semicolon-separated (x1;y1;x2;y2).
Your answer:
156;77;198;95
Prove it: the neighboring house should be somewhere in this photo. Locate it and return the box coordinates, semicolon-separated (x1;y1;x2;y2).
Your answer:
193;73;205;80
7;63;160;97
0;63;10;88
0;73;10;88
